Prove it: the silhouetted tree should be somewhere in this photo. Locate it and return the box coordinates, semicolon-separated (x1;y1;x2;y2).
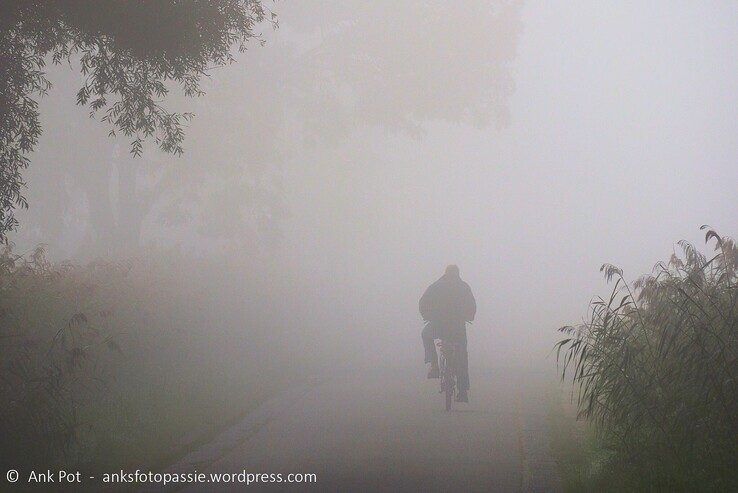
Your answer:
10;1;522;256
0;0;275;242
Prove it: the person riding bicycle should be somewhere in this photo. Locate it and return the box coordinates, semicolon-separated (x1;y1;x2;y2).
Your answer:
420;264;476;402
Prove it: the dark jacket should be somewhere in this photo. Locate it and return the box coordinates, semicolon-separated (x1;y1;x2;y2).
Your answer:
419;272;476;327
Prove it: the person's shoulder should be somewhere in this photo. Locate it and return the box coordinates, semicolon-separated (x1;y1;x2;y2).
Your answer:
425;279;441;292
430;276;446;287
423;279;440;293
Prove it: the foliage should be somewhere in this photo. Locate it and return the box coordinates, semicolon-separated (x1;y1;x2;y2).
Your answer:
287;0;522;144
547;389;613;493
0;0;275;241
0;244;122;467
0;243;304;473
555;227;738;490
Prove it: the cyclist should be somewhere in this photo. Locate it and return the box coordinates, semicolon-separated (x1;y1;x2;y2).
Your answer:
419;264;476;402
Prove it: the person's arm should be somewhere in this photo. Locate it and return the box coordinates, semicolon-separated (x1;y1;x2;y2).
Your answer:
419;286;433;321
464;284;477;322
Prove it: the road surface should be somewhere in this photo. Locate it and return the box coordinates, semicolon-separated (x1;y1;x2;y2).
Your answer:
170;368;561;492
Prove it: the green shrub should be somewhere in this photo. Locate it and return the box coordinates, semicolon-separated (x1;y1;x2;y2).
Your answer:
0;245;123;468
0;244;293;474
555;227;737;490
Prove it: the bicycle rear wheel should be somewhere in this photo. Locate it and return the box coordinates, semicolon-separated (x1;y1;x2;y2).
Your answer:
438;342;456;412
445;381;453;411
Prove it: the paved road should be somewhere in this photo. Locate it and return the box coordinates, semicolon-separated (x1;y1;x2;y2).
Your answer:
173;368;560;492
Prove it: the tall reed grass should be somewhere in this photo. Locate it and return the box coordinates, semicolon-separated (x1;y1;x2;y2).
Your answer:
556;227;737;490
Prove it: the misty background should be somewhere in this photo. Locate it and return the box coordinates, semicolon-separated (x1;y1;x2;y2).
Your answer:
11;0;737;372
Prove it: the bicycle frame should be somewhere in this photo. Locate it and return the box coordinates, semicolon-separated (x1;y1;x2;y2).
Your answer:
436;339;459;412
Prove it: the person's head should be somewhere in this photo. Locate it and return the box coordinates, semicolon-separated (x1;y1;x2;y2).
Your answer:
444;264;460;277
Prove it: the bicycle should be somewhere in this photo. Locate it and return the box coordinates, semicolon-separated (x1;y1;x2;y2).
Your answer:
435;339;459;412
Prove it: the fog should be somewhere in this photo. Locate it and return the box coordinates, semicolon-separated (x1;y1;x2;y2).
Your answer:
13;0;737;374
